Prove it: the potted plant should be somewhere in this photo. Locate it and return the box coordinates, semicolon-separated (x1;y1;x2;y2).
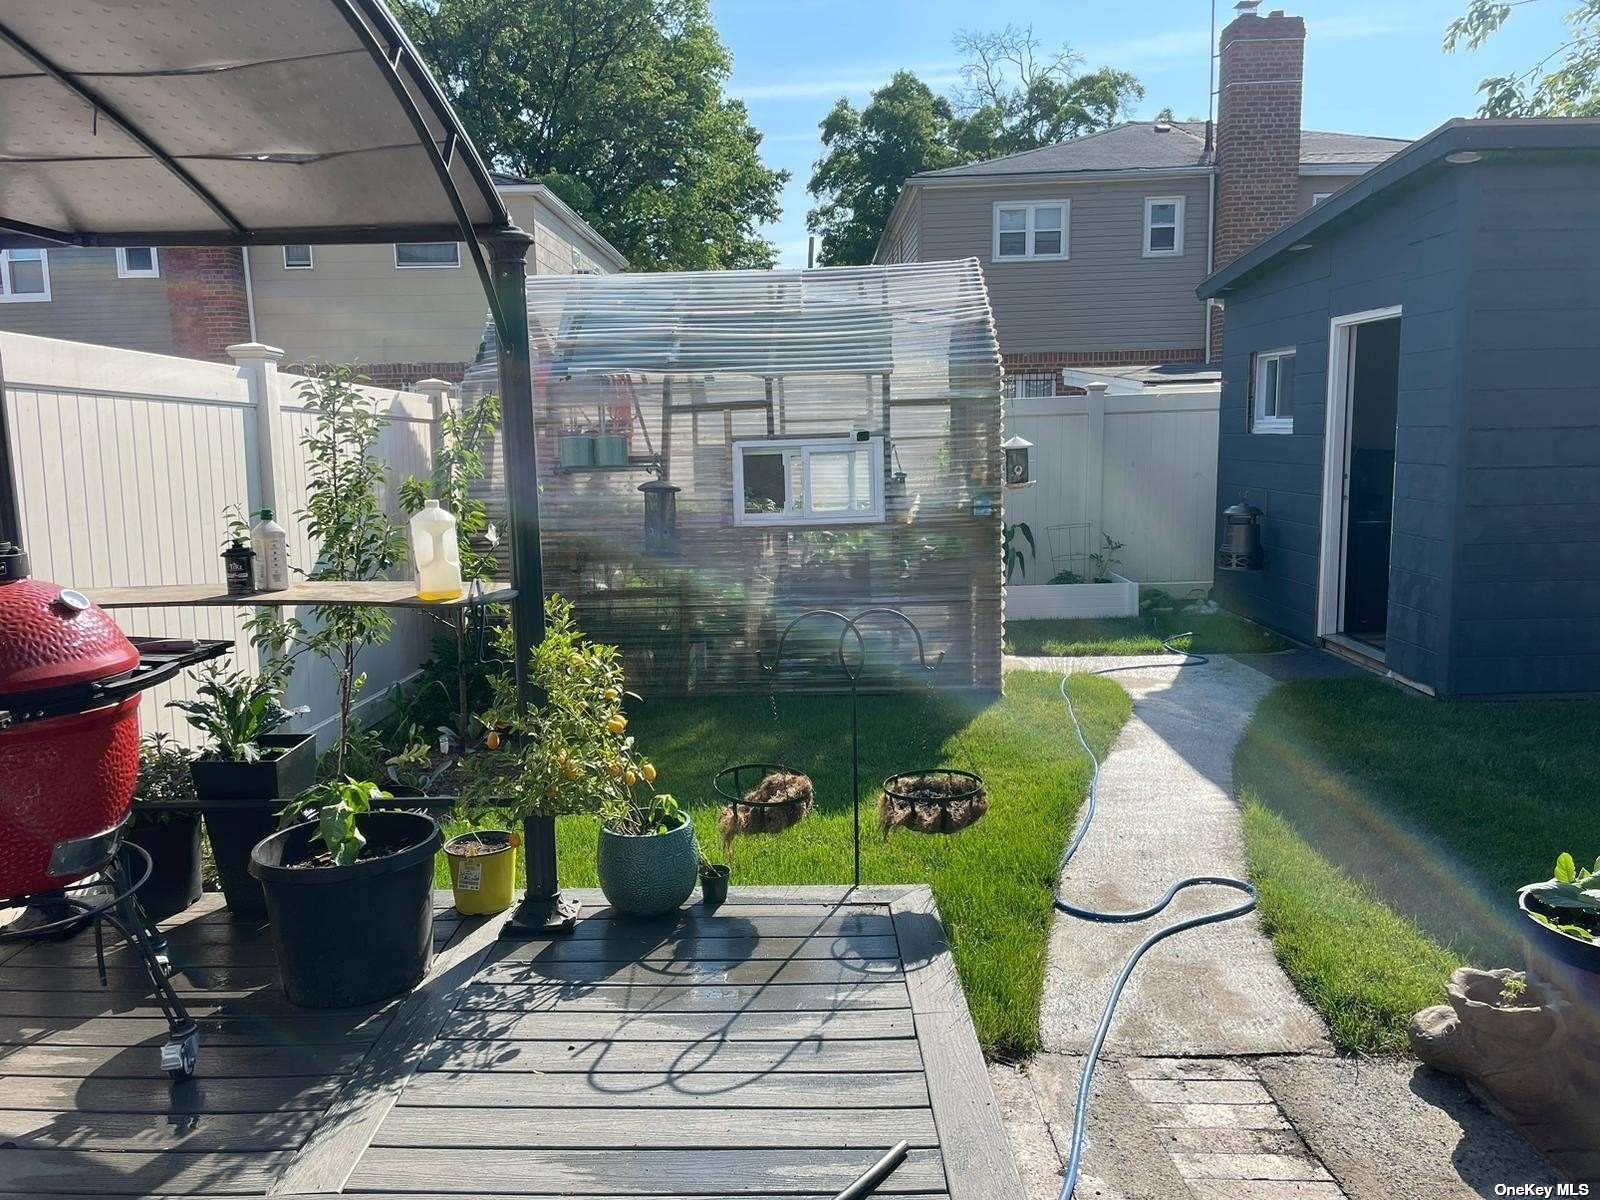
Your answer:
443;828;519;916
1519;852;1600;999
699;850;730;907
125;734;203;921
168;661;312;921
598;784;697;917
248;778;442;1008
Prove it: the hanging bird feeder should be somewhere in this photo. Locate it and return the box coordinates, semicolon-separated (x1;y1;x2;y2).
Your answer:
1001;435;1035;489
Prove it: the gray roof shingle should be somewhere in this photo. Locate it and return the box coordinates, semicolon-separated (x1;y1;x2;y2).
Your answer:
911;121;1408;180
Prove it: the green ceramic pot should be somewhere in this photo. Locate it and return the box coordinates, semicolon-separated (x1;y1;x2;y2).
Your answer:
596;814;698;917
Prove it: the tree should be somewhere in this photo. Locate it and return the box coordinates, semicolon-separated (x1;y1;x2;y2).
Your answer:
807;26;1142;265
1446;0;1600;116
394;0;788;270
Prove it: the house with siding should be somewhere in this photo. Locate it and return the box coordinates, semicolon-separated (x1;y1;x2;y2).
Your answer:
1198;118;1600;697
0;174;624;386
874;6;1407;394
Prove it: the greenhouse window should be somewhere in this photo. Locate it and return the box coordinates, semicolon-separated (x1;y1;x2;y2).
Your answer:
732;436;884;526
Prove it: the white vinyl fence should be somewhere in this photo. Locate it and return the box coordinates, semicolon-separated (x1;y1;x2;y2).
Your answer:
0;331;453;749
1004;382;1221;592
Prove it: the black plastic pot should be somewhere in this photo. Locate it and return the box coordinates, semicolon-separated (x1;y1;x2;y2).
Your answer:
192;733;316;921
700;864;730;907
249;810;442;1009
1519;887;1600;1007
126;811;203;921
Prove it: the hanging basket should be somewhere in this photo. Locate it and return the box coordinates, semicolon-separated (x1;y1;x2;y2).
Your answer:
879;769;988;837
713;763;815;852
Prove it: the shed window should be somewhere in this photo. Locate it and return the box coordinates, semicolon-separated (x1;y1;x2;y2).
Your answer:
993;201;1068;261
1143;196;1184;257
394;242;460;268
283;244;314;269
0;250;49;303
733;436;884;526
1251;348;1296;434
115;247;159;278
1004;372;1056;399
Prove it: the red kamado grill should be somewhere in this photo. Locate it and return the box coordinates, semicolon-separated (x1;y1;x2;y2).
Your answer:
0;545;228;1078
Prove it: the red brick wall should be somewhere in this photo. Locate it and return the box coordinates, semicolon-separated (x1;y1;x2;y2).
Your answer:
163;248;252;362
1004;349;1205;393
1211;9;1306;360
286;361;469;390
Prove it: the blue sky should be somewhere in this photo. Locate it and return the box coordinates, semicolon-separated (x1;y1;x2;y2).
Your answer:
713;0;1568;267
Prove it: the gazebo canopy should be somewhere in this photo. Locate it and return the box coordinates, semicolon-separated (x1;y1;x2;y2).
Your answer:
0;0;508;249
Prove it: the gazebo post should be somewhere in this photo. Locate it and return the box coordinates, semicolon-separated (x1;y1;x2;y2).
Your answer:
489;228;579;935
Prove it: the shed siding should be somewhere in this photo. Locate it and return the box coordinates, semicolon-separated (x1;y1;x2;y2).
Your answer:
0;248;174;355
1452;160;1600;695
1214;169;1467;691
916;175;1211;356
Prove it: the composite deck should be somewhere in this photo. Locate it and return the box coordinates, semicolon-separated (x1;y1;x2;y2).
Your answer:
0;886;1021;1199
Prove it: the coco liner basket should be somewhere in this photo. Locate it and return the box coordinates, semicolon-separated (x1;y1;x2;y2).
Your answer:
879;769;988;837
713;763;815;852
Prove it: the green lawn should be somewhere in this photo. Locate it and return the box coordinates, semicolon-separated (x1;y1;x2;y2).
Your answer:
1004;607;1292;657
1236;677;1600;1052
441;671;1131;1058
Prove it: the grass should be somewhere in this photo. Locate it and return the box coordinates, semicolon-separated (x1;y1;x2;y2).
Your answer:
1236;677;1600;1052
1004;606;1292;657
440;670;1131;1058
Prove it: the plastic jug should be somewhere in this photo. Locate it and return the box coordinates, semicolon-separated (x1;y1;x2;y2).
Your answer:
409;500;463;602
249;509;290;591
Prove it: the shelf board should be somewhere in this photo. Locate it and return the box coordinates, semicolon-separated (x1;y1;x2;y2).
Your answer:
84;581;516;611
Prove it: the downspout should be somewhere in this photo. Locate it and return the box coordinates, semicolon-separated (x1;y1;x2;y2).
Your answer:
1204;169;1216;362
240;246;258;343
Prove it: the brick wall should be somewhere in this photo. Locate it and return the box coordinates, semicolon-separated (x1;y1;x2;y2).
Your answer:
1211;9;1306;360
285;361;469;390
163;248;252;362
1004;349;1205;393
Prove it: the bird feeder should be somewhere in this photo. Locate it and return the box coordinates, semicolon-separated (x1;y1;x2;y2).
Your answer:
639;478;681;555
1002;435;1034;488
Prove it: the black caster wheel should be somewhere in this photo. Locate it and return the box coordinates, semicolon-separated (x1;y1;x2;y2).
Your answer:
161;1030;200;1081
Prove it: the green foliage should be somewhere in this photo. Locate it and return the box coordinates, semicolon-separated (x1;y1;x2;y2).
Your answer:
1524;851;1600;942
1004;600;1292;657
393;0;787;270
1002;521;1034;583
167;662;306;762
250;366;408;776
1445;1;1600;116
132;733;196;824
808;27;1142;264
279;778;390;867
603;788;684;837
463;595;664;824
1088;532;1125;583
398;393;501;583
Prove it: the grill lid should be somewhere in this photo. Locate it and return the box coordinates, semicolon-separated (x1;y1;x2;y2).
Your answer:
0;577;140;698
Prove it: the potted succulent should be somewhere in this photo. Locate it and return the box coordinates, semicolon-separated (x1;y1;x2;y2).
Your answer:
168;661;311;921
249;778;442;1008
1520;852;1600;998
125;734;203;921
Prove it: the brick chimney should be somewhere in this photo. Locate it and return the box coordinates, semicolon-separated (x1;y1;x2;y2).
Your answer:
164;247;253;362
1208;5;1306;359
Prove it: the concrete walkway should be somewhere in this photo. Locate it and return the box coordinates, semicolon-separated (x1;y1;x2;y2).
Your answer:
999;653;1559;1200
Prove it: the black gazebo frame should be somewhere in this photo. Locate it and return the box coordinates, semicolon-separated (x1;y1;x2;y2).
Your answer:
0;0;572;930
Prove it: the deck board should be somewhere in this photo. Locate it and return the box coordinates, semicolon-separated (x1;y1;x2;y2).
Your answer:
0;887;1017;1199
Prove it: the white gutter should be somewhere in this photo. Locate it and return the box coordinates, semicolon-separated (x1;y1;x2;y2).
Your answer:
240;246;258;342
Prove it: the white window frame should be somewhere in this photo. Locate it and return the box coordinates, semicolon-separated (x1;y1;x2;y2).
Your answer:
115;246;160;279
282;244;314;270
393;242;461;269
1311;192;1332;206
991;200;1069;262
0;249;50;303
1142;195;1185;257
732;436;885;527
1250;347;1297;434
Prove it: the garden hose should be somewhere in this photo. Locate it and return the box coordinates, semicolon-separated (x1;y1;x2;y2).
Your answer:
1052;635;1259;1200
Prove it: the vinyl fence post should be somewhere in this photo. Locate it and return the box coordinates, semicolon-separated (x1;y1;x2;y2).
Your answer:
414;377;455;462
227;342;287;517
1084;381;1109;556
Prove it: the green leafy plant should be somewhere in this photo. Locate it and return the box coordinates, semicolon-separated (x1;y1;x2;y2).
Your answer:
249;366;409;776
220;502;252;551
167;662;307;762
384;735;456;796
1003;521;1035;583
1088;532;1126;583
132;733;196;824
278;777;391;867
1047;569;1082;585
1524;851;1600;944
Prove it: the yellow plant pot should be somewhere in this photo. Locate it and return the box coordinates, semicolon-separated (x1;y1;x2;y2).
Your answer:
444;830;518;916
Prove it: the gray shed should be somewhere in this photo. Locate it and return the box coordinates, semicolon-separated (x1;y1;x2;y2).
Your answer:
1199;118;1600;697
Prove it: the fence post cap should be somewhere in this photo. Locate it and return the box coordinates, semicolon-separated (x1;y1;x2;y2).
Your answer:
413;378;456;394
226;342;285;362
1085;381;1111;394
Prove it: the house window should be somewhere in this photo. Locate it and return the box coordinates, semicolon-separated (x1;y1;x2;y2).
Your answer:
1003;372;1057;399
0;249;50;303
1311;192;1332;206
283;244;314;269
1143;196;1184;257
115;247;159;278
1250;348;1296;433
394;242;460;268
732;436;885;526
993;201;1068;261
